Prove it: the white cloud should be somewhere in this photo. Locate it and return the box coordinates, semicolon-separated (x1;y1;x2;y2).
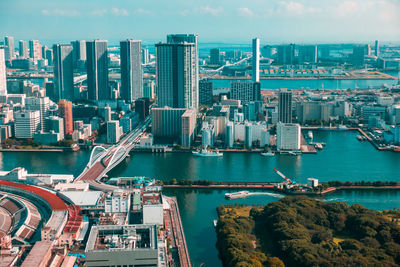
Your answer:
111;7;129;16
334;1;358;17
237;7;256;17
134;8;154;16
91;9;108;16
179;9;191;16
199;6;223;16
41;9;80;17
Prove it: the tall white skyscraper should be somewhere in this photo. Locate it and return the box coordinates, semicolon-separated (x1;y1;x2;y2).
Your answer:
4;36;15;61
14;110;41;139
25;97;50;131
120;39;143;103
53;44;74;101
0;48;7;96
276;122;301;151
156;34;199;109
19;40;29;59
252;38;260;83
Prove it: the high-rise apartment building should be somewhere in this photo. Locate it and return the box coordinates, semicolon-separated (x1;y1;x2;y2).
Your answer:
58;99;73;135
276;122;301;151
252;38;260;82
25;97;50;131
29;40;42;62
120;39;143;103
230;81;261;104
53;44;74;101
19;40;29;59
181;109;197;147
156;34;198;109
278;88;292;123
375;40;379;57
4;36;15;61
0;49;7;97
106;120;122;144
14;110;40;139
86;40;109;100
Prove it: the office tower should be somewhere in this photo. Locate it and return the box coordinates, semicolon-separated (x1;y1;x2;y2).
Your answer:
276;44;295;65
29;40;42;62
199;79;213;106
201;123;214;147
19;40;28;59
261;45;274;58
53;44;74;101
260;128;269;147
25;97;50;131
278;88;292;123
58;99;73;135
141;48;149;64
225;121;234;148
245;123;252;148
4;36;15;61
45;116;65;140
210;48;221;65
181;109;197;147
135;97;150;120
71;40;86;68
375;40;379;57
42;46;49;62
252;38;260;82
230;81;261;104
106;120;122;144
352;45;367;66
156;34;198;109
298;45;318;64
0;49;7;96
14;110;40;138
46;49;53;66
86;40;109;100
103;105;111;122
276;122;301;151
120;39;143;103
143;79;155;99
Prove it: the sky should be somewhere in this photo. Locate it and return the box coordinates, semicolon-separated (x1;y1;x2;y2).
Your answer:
1;0;399;45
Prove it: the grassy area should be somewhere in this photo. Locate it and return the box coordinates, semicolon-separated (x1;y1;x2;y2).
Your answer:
219;206;256;218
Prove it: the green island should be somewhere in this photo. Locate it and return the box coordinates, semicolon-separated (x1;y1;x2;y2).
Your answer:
216;196;400;267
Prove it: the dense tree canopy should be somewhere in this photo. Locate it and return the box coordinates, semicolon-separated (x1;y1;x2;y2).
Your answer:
216;197;400;267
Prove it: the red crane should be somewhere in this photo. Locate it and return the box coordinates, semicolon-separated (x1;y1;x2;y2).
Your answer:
273;168;293;184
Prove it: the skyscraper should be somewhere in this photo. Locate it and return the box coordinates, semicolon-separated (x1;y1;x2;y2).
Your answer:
276;44;295;65
252;38;260;83
4;36;15;61
155;34;198;109
29;40;42;62
25;97;50;131
298;45;318;64
210;48;221;65
71;40;86;68
19;40;28;59
86;40;109;100
53;44;74;101
278;88;292;123
120;39;143;103
58;99;73;135
141;48;149;64
199;79;213;106
0;48;7;97
375;40;379;57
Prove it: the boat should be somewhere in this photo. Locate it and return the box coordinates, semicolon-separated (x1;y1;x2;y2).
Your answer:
356;135;366;141
307;131;313;139
192;148;223;157
225;191;249;199
393;147;400;152
213;220;218;228
337;125;349;131
314;143;323;150
288;151;301;156
261;151;275;157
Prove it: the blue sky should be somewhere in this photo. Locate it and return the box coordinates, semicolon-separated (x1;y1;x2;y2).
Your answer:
1;0;399;45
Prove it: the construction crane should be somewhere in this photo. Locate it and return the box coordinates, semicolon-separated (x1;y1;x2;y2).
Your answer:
273;168;294;184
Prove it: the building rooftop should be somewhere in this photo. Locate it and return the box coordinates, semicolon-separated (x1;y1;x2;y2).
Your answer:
20;240;53;267
61;191;102;207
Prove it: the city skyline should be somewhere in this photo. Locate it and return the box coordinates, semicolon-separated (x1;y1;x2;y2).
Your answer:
1;0;400;44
